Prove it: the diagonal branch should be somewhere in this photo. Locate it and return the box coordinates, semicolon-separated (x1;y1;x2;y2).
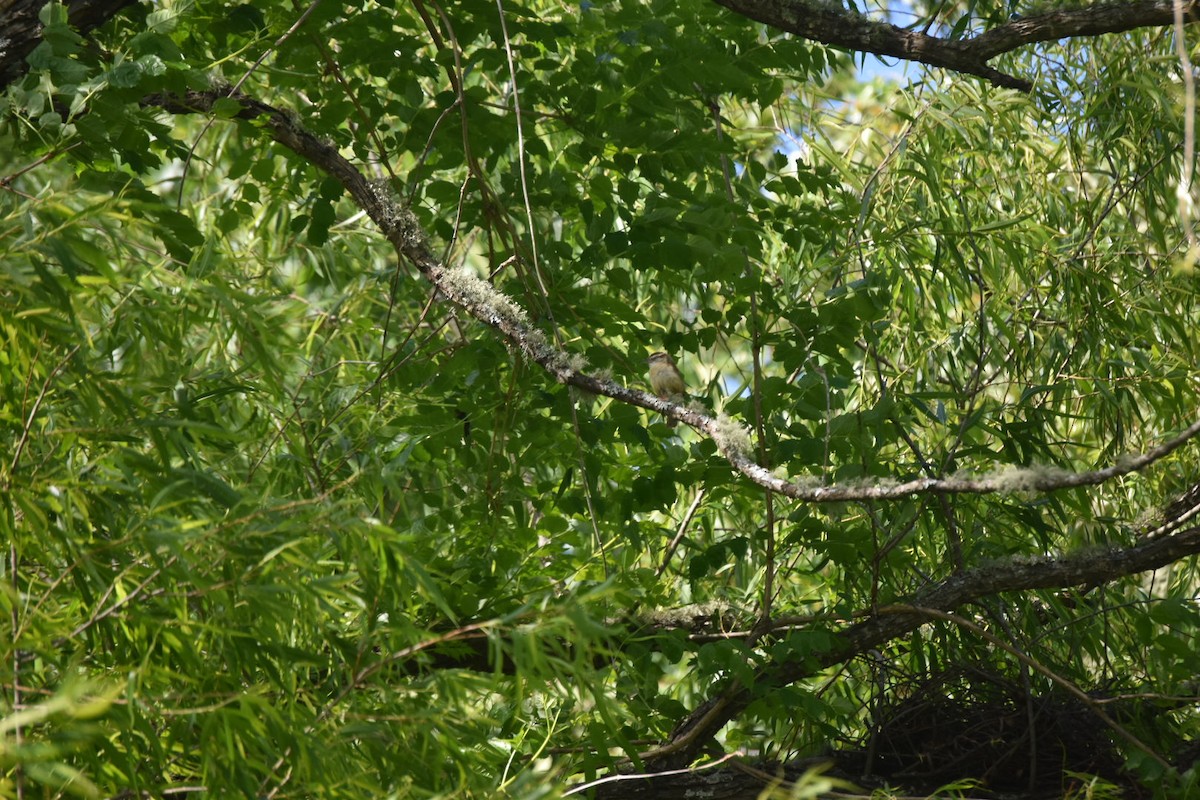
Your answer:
634;523;1200;772
141;88;1200;505
971;0;1200;58
712;0;1200;92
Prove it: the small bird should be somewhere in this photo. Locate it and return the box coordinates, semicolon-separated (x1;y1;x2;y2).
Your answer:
647;351;685;428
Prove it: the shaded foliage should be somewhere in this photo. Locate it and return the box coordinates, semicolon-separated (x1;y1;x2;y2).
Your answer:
2;0;1200;798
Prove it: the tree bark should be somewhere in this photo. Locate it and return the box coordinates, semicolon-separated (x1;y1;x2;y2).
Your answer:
713;0;1200;91
0;0;138;90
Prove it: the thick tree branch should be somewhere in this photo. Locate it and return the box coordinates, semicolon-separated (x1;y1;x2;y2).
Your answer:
10;0;1193;526
0;0;138;91
712;0;1200;92
640;523;1200;771
972;0;1200;58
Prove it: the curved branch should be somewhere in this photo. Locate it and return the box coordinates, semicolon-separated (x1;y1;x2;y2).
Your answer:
141;88;1200;505
972;0;1200;59
711;0;1200;92
716;415;1200;502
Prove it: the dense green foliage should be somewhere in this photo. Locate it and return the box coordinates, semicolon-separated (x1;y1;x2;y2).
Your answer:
2;0;1200;797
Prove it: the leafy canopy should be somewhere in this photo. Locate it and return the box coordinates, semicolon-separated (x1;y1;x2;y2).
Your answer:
2;0;1199;797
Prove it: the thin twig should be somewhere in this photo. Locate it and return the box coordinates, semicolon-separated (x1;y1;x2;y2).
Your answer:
7;344;80;484
564;750;743;795
1176;0;1199;252
657;489;706;578
176;0;324;205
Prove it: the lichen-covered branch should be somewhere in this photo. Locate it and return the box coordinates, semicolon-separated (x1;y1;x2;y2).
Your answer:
142;88;1200;506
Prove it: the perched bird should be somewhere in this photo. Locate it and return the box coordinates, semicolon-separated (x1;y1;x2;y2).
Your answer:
647;351;685;428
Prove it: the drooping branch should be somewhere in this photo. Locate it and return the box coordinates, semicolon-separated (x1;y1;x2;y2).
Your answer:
719;416;1200;503
140;88;1200;507
712;0;1200;92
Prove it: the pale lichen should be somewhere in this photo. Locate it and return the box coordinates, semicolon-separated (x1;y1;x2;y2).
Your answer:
566;352;588;372
786;474;825;491
443;267;531;331
395;207;428;251
640;602;738;632
365;179;428;252
368;178;402;218
1114;452;1142;470
545;348;586;380
989;463;1071;493
714;414;753;457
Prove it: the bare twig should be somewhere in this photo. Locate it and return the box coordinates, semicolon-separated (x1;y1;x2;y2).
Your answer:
6;344;80;486
1174;0;1199;251
657;489;707;578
